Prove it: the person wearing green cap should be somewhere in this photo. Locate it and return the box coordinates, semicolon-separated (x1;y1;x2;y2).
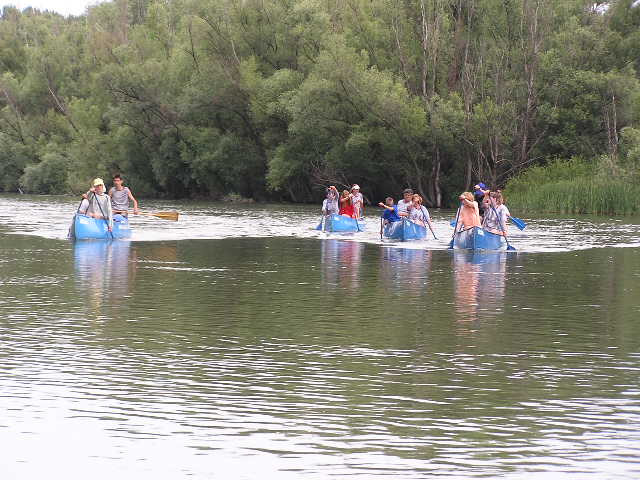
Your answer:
82;178;113;232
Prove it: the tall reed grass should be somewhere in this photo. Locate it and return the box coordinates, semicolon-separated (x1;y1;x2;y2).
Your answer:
505;158;640;215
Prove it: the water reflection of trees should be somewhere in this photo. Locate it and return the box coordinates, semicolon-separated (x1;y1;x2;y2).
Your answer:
320;239;364;291
74;241;137;313
453;251;507;321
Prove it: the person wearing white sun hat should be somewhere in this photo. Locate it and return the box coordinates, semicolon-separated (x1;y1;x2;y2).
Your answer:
82;178;113;232
350;184;364;219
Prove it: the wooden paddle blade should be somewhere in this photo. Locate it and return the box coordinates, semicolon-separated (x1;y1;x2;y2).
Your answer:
138;211;179;221
152;211;179;221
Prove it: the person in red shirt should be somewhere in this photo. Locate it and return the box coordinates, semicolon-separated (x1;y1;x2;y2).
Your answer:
339;190;354;217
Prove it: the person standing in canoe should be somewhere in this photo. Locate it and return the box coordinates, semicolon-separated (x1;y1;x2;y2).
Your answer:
83;178;113;232
378;197;402;224
339;190;354;217
454;192;482;231
109;174;139;217
350;184;364;219
323;186;339;216
473;183;489;218
406;194;434;230
396;188;413;214
482;191;510;236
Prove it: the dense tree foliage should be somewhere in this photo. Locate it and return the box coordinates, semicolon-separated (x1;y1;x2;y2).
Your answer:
0;0;639;206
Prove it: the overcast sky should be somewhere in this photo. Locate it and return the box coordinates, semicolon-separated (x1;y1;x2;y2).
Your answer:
4;0;100;16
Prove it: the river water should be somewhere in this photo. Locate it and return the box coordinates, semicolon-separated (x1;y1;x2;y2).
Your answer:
1;194;639;479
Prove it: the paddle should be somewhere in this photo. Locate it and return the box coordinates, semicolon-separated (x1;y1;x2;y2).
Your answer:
451;216;523;230
448;204;461;249
450;214;524;230
509;215;527;231
489;199;515;251
68;198;85;240
137;211;179;221
353;200;362;232
422;208;437;240
92;192;113;240
379;215;384;241
315;215;324;231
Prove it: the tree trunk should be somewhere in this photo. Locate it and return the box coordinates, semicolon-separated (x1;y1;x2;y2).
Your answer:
519;0;543;169
431;147;442;207
465;151;472;190
447;0;466;91
605;93;619;162
419;0;429;100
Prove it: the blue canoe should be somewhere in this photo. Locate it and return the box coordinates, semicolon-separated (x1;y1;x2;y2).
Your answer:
323;214;365;233
72;214;132;240
453;226;506;251
382;219;427;241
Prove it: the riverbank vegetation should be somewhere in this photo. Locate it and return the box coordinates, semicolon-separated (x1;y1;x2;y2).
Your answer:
505;156;640;215
1;0;640;209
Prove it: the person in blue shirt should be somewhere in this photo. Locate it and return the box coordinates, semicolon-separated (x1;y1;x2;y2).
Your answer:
378;197;402;223
473;182;489;218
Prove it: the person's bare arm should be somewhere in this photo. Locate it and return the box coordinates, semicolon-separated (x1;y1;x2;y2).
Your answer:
460;197;475;208
377;202;394;211
127;189;139;213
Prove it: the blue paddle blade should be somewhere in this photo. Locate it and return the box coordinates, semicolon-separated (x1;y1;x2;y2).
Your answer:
507;244;516;251
447;239;454;249
509;216;527;230
315;220;323;230
450;219;456;227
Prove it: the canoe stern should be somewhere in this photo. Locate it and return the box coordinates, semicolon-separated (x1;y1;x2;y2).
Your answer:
324;214;365;233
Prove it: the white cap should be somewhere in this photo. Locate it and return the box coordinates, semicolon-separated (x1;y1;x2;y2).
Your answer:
352;184;360;190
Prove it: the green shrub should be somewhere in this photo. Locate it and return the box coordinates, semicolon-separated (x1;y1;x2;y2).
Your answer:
20;152;70;194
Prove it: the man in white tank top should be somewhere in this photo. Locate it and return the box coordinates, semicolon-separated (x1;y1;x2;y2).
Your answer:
396;188;413;214
108;174;139;216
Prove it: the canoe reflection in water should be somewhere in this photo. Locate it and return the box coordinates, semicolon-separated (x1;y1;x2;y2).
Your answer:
453;251;507;321
74;240;136;313
321;239;364;291
380;247;432;293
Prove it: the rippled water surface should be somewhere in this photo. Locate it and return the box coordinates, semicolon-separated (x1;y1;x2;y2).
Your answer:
1;194;640;479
